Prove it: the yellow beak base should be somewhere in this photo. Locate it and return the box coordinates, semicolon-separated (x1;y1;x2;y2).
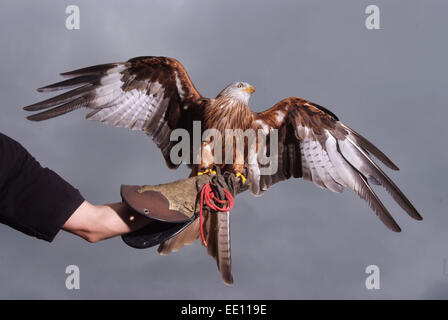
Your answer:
244;85;255;93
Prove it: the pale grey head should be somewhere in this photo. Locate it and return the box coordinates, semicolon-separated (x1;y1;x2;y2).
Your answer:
216;81;256;104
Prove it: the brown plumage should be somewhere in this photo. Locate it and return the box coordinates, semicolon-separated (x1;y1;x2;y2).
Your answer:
23;56;422;285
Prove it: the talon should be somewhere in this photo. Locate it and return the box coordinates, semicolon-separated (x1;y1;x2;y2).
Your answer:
197;168;217;176
236;172;247;183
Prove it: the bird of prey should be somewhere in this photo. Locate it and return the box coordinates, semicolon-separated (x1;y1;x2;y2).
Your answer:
24;56;422;285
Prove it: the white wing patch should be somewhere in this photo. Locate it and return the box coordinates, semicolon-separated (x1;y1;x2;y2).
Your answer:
88;89;151;131
174;71;185;99
296;124;312;139
298;131;349;192
87;79;169;133
254;119;270;135
275;110;285;123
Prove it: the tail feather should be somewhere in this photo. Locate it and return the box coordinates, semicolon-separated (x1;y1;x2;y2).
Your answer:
202;208;233;285
215;211;233;285
157;219;200;255
157;206;234;285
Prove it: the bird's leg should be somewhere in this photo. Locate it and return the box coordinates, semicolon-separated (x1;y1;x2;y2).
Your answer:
197;141;217;176
232;164;247;183
197;167;217;176
235;172;246;183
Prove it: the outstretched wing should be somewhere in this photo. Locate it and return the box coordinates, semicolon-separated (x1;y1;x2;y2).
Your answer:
24;56;207;168
251;97;422;231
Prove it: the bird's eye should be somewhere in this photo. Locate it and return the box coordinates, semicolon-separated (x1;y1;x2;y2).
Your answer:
237;83;244;88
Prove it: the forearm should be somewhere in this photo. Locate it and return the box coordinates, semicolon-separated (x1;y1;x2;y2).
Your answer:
63;200;150;242
0;132;150;243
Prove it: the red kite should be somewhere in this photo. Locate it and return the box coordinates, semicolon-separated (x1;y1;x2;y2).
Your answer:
24;56;422;284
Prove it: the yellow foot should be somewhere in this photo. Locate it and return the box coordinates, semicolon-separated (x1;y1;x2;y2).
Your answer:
197;168;217;176
236;172;247;183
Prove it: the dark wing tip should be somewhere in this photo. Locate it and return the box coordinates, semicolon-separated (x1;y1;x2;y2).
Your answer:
406;204;423;221
390;163;400;171
36;86;61;93
59;62;121;77
26;114;45;122
223;275;234;286
24;99;84;122
383;213;401;232
414;212;423;221
341;124;400;171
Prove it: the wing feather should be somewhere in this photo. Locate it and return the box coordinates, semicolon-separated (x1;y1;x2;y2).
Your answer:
326;133;401;231
341;123;399;171
339;137;422;220
24;56;206;169
251;97;421;231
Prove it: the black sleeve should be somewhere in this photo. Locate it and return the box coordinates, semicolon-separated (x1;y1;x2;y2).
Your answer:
0;132;85;242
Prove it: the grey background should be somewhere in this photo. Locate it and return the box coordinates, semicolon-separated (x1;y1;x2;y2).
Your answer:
0;0;446;299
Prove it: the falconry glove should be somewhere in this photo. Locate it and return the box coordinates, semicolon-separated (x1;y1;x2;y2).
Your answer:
121;172;248;285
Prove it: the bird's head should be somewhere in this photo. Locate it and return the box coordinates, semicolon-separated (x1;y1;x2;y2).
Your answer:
217;82;255;104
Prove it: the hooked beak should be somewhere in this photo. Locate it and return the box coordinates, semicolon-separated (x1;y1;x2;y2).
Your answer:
244;85;255;93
